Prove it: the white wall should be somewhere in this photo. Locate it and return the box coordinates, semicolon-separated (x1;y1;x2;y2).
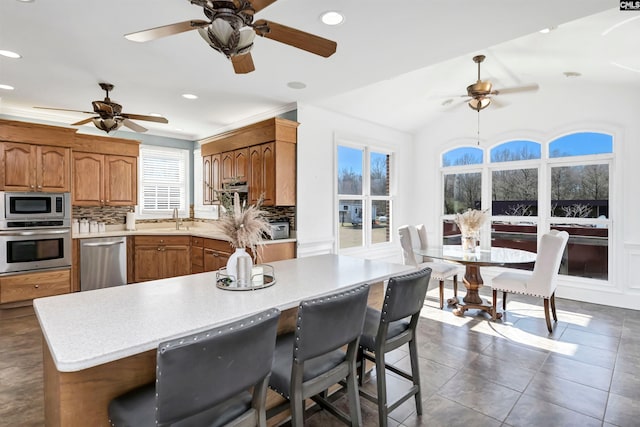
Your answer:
295;103;414;260
413;82;640;309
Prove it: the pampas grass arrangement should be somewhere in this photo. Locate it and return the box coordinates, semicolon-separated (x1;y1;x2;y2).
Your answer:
215;192;272;258
454;208;489;235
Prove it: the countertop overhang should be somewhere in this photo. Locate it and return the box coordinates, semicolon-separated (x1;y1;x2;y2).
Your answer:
34;254;412;372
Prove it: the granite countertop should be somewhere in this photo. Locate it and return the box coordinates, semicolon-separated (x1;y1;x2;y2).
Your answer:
72;222;296;245
33;254;412;372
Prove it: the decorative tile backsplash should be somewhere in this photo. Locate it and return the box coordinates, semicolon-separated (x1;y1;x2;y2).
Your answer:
72;205;297;229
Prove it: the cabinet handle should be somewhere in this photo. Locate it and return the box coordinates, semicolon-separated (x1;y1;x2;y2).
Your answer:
157;247;162;251
37;185;42;189
160;240;164;243
106;200;110;203
34;284;39;289
30;185;35;189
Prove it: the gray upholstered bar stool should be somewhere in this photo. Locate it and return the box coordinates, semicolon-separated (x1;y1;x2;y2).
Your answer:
108;308;280;427
357;267;432;427
267;284;370;426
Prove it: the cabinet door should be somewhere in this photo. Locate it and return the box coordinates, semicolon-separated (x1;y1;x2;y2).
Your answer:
37;146;70;192
203;155;212;205
261;142;276;206
0;269;71;303
134;245;162;282
211;153;221;203
164;245;191;278
204;249;229;272
2;142;36;191
73;152;104;206
248;145;262;205
105;155;137;206
221;151;235;182
234;148;249;182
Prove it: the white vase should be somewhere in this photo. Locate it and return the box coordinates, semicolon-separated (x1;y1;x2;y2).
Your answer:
461;233;478;253
226;248;253;286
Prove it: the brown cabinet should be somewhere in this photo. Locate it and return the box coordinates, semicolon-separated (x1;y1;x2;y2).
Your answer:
248;141;295;206
203;153;221;205
0;142;70;192
191;237;204;273
0;269;71;303
221;148;248;184
200;118;297;207
133;236;191;282
203;238;233;272
73;152;137;206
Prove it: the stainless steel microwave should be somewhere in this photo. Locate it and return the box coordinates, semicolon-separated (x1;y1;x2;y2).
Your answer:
0;192;70;222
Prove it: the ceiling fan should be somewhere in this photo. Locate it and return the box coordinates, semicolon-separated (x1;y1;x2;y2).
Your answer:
456;54;539;111
34;83;168;134
124;0;337;74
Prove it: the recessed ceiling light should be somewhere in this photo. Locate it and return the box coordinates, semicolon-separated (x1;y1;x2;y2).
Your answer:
563;71;581;78
321;11;344;26
287;81;306;89
0;84;15;90
539;26;556;34
0;50;21;59
173;127;184;131
148;112;163;117
16;0;35;2
182;93;198;100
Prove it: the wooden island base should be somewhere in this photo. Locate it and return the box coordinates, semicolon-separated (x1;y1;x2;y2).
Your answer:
42;282;385;426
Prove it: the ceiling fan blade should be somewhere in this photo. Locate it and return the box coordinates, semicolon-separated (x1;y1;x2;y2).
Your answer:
232;53;256;74
92;101;114;116
124;20;209;42
122;113;168;124
71;117;95;126
489;96;509;109
250;0;278;13
254;19;337;58
122;119;148;133
492;83;539;95
33;106;94;114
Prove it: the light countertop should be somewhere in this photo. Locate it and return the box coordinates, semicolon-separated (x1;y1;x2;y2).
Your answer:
34;254;412;372
72;222;296;245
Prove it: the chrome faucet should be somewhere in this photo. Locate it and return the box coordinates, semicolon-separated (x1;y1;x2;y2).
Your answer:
172;208;182;230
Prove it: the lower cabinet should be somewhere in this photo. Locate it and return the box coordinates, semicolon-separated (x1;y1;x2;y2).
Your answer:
191;237;204;273
133;236;191;283
203;239;233;272
0;269;71;304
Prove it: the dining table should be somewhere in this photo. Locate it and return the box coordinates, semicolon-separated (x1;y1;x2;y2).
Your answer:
415;245;536;318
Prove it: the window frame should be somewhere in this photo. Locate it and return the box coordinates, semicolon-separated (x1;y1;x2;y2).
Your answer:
335;138;395;253
440;132;614;285
137;145;191;220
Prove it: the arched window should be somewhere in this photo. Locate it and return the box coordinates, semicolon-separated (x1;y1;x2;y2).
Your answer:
441;132;613;282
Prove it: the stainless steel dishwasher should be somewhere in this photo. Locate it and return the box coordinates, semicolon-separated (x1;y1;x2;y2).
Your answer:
80;236;127;291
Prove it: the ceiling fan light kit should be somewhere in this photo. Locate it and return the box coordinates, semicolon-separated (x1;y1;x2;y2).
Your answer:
124;0;337;74
92;117;124;133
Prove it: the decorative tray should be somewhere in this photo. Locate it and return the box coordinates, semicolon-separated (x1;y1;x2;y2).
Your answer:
216;264;276;291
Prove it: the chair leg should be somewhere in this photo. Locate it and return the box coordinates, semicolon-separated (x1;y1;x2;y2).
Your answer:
453;274;458;297
439;281;444;309
550;293;558;321
375;351;388;427
357;347;365;387
408;339;423;415
346;362;363;426
543;298;553;333
502;291;507;311
492;289;498;321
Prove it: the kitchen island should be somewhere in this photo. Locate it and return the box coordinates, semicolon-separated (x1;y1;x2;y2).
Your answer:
34;254;412;426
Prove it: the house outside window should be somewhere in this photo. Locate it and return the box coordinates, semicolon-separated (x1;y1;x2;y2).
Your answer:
441;132;613;282
337;144;393;251
139;145;190;219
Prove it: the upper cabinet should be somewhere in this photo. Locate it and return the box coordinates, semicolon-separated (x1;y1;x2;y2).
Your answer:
73;153;137;206
0;142;71;192
71;134;139;207
0;119;76;193
200;118;298;206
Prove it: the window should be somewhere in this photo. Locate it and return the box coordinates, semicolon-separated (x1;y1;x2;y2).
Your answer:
139;146;190;218
441;132;613;282
337;145;392;250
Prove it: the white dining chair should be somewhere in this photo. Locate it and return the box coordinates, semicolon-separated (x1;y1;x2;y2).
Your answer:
491;230;569;332
398;224;459;309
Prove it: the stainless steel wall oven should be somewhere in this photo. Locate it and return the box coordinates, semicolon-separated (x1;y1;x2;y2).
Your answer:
0;192;71;274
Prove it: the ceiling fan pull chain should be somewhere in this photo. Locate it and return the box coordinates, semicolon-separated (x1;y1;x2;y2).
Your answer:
477;110;480;146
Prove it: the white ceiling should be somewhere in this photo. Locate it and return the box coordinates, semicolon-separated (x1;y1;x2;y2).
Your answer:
0;0;634;141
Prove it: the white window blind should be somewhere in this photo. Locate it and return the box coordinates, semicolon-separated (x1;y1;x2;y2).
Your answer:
139;146;188;215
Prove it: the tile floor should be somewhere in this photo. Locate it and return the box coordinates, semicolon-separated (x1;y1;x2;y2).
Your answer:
1;286;639;426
